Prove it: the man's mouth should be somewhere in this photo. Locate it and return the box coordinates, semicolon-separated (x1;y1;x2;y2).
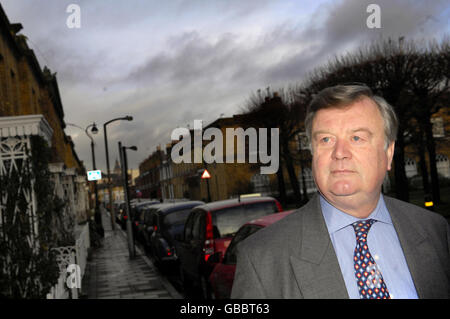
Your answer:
331;169;355;174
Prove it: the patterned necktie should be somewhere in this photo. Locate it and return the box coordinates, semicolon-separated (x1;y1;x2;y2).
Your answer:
352;219;390;299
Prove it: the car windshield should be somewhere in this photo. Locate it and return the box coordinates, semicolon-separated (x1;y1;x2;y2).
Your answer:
212;201;278;238
163;208;192;228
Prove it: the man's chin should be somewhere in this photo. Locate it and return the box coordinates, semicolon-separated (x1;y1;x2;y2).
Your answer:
319;189;358;203
329;185;358;197
327;191;363;211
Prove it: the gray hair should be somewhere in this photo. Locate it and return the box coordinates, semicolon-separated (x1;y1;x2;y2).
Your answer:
305;84;398;149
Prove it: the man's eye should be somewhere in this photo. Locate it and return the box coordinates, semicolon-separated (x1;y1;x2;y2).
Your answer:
322;137;330;143
353;136;361;142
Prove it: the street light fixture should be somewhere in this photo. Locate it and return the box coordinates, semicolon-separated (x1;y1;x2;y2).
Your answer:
118;141;138;259
103;116;133;230
66;122;104;237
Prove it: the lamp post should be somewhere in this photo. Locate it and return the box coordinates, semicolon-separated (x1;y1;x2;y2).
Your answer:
66;122;104;237
85;123;104;237
103;116;133;230
119;141;137;259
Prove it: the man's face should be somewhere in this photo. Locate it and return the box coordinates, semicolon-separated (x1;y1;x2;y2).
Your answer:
311;97;395;214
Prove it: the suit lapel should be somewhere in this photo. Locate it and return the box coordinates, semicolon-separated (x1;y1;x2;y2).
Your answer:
289;195;349;299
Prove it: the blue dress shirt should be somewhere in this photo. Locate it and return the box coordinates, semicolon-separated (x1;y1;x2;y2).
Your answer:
320;194;419;299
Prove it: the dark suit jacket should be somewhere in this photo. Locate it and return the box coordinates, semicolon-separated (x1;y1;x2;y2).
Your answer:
231;194;450;299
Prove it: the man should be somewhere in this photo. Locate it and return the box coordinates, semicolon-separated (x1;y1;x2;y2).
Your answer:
231;84;449;299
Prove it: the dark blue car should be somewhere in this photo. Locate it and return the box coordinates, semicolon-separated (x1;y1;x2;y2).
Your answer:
147;201;204;268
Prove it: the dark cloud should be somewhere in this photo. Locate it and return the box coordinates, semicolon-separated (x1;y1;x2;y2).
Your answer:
265;0;449;84
1;0;448;173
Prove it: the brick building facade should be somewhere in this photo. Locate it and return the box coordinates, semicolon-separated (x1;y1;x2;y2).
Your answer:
0;4;87;224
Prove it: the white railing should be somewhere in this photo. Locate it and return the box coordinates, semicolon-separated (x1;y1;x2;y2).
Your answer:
46;251;73;299
46;246;76;299
46;223;90;299
47;274;70;299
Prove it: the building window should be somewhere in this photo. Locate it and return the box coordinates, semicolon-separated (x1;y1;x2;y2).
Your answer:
298;168;316;193
250;174;270;194
436;154;450;178
405;158;418;178
296;132;311;151
431;117;445;138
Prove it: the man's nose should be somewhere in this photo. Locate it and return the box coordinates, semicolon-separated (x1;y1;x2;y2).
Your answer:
332;138;352;160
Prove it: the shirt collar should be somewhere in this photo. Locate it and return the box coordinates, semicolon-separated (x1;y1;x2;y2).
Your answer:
320;194;392;235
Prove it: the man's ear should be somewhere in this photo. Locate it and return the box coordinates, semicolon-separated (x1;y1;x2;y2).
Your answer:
386;141;395;171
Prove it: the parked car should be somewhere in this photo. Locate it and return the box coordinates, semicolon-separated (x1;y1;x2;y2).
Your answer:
208;209;296;299
134;200;186;247
118;199;159;227
148;201;204;268
175;196;282;298
131;200;161;241
137;206;158;249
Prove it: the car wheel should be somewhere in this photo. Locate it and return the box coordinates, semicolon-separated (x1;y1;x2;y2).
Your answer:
180;269;194;297
200;276;213;300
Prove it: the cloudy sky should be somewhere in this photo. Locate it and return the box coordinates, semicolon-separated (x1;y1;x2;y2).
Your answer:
1;0;449;172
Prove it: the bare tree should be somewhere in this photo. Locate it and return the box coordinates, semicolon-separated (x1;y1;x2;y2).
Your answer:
408;39;449;203
240;87;308;207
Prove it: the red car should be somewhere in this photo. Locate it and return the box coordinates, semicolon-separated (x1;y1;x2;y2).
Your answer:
208;209;296;299
175;196;283;298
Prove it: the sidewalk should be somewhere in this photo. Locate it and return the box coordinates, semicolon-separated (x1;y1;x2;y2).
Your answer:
82;207;183;299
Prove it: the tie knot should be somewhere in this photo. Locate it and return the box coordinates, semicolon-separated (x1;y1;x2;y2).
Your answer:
352;219;376;242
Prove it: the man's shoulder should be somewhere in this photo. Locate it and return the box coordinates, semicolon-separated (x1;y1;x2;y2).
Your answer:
384;195;448;229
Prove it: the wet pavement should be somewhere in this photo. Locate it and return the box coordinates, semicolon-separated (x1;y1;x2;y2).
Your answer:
82;207;183;299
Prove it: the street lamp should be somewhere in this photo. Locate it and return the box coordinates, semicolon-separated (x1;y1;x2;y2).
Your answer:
103;116;133;230
85;123;104;237
66;122;104;237
118;141;137;259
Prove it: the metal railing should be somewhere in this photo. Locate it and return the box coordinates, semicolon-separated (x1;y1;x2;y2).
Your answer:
46;223;90;299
